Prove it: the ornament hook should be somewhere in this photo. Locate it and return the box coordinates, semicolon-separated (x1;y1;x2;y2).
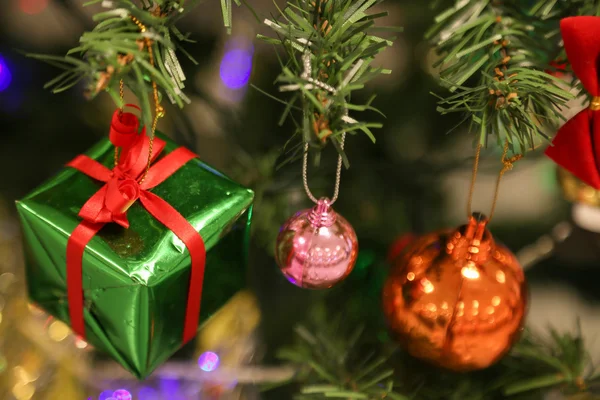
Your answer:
287;52;363;206
307;197;337;227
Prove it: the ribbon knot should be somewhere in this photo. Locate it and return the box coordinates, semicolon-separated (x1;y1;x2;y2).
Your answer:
111;166;130;179
105;164;141;220
546;16;600;189
104;176;141;221
68;107;162;228
65;108;206;345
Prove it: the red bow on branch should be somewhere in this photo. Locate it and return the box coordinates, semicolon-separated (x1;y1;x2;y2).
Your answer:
65;106;206;344
546;16;600;188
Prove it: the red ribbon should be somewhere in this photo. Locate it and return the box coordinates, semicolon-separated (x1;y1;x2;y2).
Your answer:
545;16;600;188
65;106;206;344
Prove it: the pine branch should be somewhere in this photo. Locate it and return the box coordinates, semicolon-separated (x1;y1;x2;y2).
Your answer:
427;0;574;153
503;323;594;396
527;0;600;98
27;0;236;130
528;0;600;20
275;304;408;400
259;0;400;167
271;303;598;400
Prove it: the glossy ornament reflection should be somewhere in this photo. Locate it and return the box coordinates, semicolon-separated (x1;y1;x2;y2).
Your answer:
275;198;358;289
382;214;527;371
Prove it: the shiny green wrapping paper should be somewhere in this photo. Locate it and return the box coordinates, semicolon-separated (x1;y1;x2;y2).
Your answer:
16;133;254;379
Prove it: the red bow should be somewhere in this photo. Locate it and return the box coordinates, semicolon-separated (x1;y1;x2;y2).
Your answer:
545;17;600;188
65;107;206;344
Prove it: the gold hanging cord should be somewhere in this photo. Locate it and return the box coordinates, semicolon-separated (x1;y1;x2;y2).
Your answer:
114;14;165;185
466;141;523;222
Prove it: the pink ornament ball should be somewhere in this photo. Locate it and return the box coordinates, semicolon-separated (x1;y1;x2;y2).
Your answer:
275;198;358;289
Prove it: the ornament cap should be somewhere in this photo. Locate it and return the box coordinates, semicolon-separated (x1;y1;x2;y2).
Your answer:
448;213;493;262
307;197;337;227
466;212;488;240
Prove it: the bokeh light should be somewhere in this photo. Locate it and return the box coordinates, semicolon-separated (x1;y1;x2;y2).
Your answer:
112;389;132;400
159;377;181;398
47;320;70;342
220;42;254;90
198;351;220;372
138;387;160;400
18;0;49;15
74;337;89;349
12;382;34;400
98;390;115;400
27;303;44;315
0;55;12;92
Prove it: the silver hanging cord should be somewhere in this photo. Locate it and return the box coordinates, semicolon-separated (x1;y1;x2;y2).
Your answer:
302;132;346;204
281;52;363;205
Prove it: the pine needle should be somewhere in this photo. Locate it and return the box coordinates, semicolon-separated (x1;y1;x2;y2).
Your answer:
271;304;598;400
28;0;231;111
259;0;398;166
427;0;578;153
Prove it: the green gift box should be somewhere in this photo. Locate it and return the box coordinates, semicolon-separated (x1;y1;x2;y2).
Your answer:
16;133;254;379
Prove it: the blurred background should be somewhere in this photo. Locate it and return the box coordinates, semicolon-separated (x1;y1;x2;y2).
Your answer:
0;1;598;399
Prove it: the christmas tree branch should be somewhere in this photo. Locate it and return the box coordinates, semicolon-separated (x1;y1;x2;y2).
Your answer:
28;0;239;130
529;0;600;20
259;0;400;167
527;0;600;93
275;305;409;400
272;303;598;399
427;0;574;153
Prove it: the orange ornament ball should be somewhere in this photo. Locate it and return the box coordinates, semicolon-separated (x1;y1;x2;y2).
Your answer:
382;215;527;371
